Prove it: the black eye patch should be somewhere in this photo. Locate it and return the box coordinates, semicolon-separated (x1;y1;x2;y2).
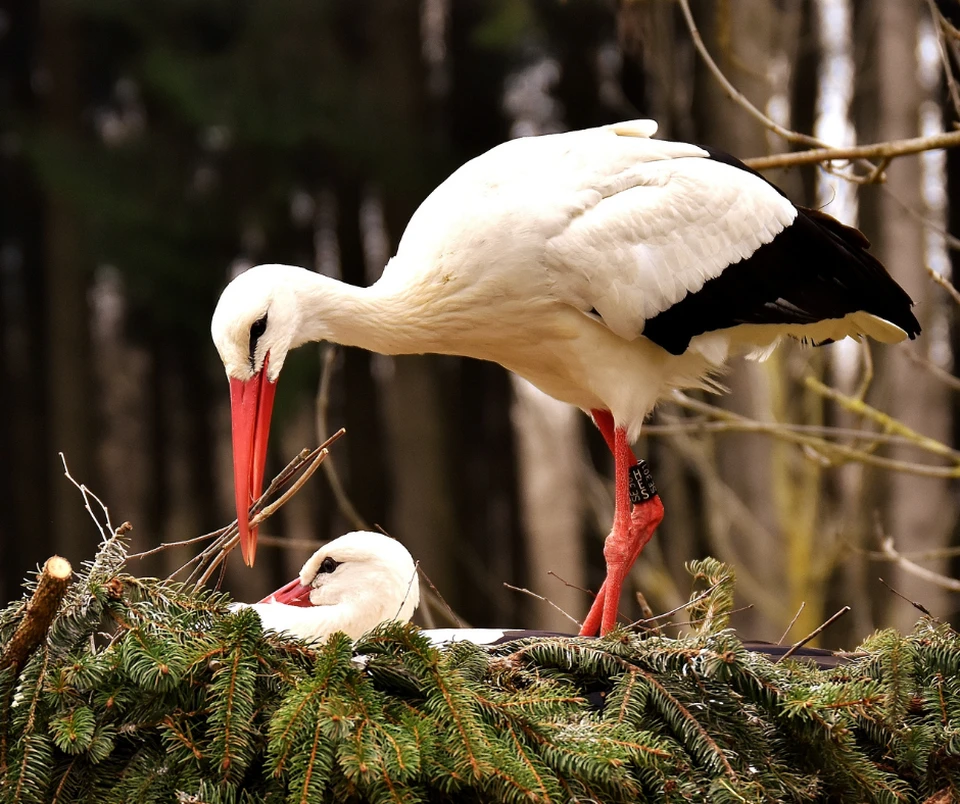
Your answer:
249;313;268;367
318;557;340;574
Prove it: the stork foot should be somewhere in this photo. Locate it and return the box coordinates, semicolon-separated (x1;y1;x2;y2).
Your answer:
579;495;664;636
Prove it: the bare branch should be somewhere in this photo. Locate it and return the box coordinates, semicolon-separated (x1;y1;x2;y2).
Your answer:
676;0;822;149
628;581;721;627
60;454;114;540
672;390;960;478
546;569;594;597
744;130;960;172
878;577;938;622
417;564;466;628
927;265;960;307
903;349;960;395
778;602;805;646
926;0;960;120
503;583;582;629
779;607;850;663
878;537;960;593
316;346;370;530
804;377;959;461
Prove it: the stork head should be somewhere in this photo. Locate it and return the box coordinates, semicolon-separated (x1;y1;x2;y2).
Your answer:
260;531;421;635
211;265;304;566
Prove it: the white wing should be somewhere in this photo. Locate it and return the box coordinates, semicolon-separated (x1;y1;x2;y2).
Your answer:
538;130;797;341
388;121;796;344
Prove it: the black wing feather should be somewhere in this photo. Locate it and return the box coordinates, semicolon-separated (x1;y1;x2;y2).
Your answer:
641;147;921;355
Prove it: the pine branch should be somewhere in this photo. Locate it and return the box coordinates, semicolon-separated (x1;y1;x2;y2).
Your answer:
5;533;960;801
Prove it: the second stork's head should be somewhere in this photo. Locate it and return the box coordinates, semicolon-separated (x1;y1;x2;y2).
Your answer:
211;264;306;566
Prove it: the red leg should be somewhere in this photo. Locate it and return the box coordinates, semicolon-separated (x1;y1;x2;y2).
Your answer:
580;410;664;636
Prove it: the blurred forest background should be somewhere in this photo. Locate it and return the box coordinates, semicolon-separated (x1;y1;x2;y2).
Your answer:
4;0;960;647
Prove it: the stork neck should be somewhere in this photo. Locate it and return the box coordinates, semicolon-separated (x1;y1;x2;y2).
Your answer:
296;267;436;356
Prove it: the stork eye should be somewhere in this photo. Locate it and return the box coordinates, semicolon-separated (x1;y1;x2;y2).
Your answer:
318;557;339;574
249;314;268;365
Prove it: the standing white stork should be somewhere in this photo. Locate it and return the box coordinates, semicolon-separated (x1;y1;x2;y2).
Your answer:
212;119;920;636
234;530;420;642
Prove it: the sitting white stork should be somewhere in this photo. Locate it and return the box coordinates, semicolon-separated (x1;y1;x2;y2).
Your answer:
233;531;420;641
240;530;849;671
212;119;920;636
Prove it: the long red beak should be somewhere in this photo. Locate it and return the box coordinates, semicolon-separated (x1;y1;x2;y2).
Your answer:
229;352;277;567
258;577;314;607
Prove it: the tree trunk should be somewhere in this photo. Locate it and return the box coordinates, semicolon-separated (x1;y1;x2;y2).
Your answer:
690;0;784;637
861;1;952;628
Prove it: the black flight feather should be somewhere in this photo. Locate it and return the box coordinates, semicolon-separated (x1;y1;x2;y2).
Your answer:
641;147;921;356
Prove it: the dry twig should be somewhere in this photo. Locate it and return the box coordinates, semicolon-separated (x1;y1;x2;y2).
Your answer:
927;265;960;307
316;346;370;531
878;577;939;622
679;0;960;184
778;602;806;646
779;606;851;663
155;431;345;587
877;537;960;593
503;583;581;629
417;564;465;628
60;454;114;539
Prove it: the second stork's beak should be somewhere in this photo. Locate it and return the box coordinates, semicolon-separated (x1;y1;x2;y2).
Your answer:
229;352;277;567
258;577;314;606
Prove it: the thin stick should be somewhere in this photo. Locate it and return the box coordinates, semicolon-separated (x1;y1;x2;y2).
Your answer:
678;0;960;188
60;454;114;539
394;561;421;622
866;543;960;561
634;591;662;636
316;346;370;530
634;591;655;620
503;583;582;629
370;525;453;629
878;577;938;622
194;448;331;587
928;0;960;119
668;604;755;631
417;565;464;628
546;570;595;599
172;434;344;585
778;602;805;646
903;349;960;395
877;537;960;593
642;419;952;454
676;0;822;150
630;581;722;626
927;265;960;307
779;606;850;663
172;446;328;578
129;528;228;560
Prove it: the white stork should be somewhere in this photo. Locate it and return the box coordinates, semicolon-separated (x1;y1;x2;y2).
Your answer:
233;530;420;642
212;119;920;636
240;530;847;671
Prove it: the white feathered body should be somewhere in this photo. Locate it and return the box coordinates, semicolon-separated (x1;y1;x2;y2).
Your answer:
213;121;916;441
233;532;420;642
366;121;903;437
